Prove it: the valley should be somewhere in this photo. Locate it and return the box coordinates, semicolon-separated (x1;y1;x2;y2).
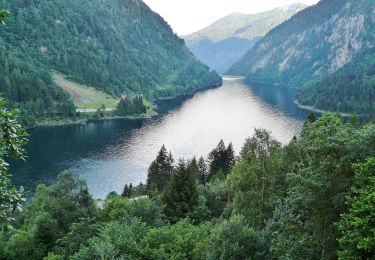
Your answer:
11;77;306;198
1;1;374;259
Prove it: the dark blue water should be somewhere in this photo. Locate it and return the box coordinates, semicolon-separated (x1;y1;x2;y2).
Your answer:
11;77;309;198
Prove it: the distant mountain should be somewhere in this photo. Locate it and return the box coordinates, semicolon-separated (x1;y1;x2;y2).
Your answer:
0;0;221;126
228;0;375;115
184;4;307;73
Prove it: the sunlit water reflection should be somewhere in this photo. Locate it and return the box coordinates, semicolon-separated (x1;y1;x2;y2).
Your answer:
12;77;308;198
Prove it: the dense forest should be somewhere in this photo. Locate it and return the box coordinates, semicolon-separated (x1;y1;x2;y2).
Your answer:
115;95;147;117
0;0;221;126
1;2;375;260
297;46;375;114
1;111;374;259
227;0;375;116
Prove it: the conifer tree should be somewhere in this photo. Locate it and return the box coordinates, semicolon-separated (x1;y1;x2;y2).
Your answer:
122;183;134;198
188;157;200;179
147;145;174;193
208;140;236;179
198;156;208;184
225;143;236;172
162;159;199;223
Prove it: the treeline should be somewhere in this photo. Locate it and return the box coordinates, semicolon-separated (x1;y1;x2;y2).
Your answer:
0;0;221;126
297;47;375;115
1;113;374;259
115;96;147;117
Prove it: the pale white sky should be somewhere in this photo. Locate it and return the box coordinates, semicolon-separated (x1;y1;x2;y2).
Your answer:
143;0;320;35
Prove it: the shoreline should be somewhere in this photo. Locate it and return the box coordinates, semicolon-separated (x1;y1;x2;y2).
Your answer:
34;113;158;128
294;100;354;117
242;75;357;117
29;82;223;129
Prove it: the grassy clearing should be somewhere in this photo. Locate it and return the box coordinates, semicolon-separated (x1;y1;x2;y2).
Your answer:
53;72;119;110
53;72;158;121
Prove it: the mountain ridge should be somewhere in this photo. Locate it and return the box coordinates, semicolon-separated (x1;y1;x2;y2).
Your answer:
184;3;307;44
183;3;307;73
227;0;375;115
0;0;221;126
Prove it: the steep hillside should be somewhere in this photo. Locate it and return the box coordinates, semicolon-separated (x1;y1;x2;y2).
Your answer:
184;4;306;73
0;0;221;126
228;0;375;115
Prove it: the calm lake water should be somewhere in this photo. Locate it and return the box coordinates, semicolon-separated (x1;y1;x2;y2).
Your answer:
11;77;309;198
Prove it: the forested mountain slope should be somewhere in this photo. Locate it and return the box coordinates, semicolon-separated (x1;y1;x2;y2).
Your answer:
228;0;375;115
0;0;221;125
184;4;306;73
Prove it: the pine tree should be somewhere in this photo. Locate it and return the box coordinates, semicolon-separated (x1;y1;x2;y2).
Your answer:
198;156;208;184
225;143;236;173
188;157;200;180
208;140;236;179
162;159;199;223
122;183;134;198
147;145;174;193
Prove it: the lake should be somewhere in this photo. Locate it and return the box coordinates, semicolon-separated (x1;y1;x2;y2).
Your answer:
11;77;309;198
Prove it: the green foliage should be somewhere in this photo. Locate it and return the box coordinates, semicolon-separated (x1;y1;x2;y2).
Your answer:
188;195;212;224
269;113;375;259
208;140;236;179
0;10;10;25
116;95;146;116
54;218;99;259
0;97;27;224
0;0;221;126
147;145;174;193
199;179;228;218
337;157;375;259
297;47;375;115
121;183;134;198
162;160;199;223
72;218;212;260
101;196;167;227
3;229;43;260
71;219;148;260
206;215;271;260
3;113;375;259
142;219;213;259
197;156;209;184
2;171;98;258
229;129;284;229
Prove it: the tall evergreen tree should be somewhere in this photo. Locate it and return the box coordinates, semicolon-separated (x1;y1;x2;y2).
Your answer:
188;157;200;180
198;156;208;184
208;140;236;179
147;145;174;193
122;183;134;198
225;143;236;172
162;159;199;223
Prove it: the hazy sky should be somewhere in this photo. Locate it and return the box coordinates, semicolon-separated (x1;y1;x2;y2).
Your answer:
143;0;320;36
